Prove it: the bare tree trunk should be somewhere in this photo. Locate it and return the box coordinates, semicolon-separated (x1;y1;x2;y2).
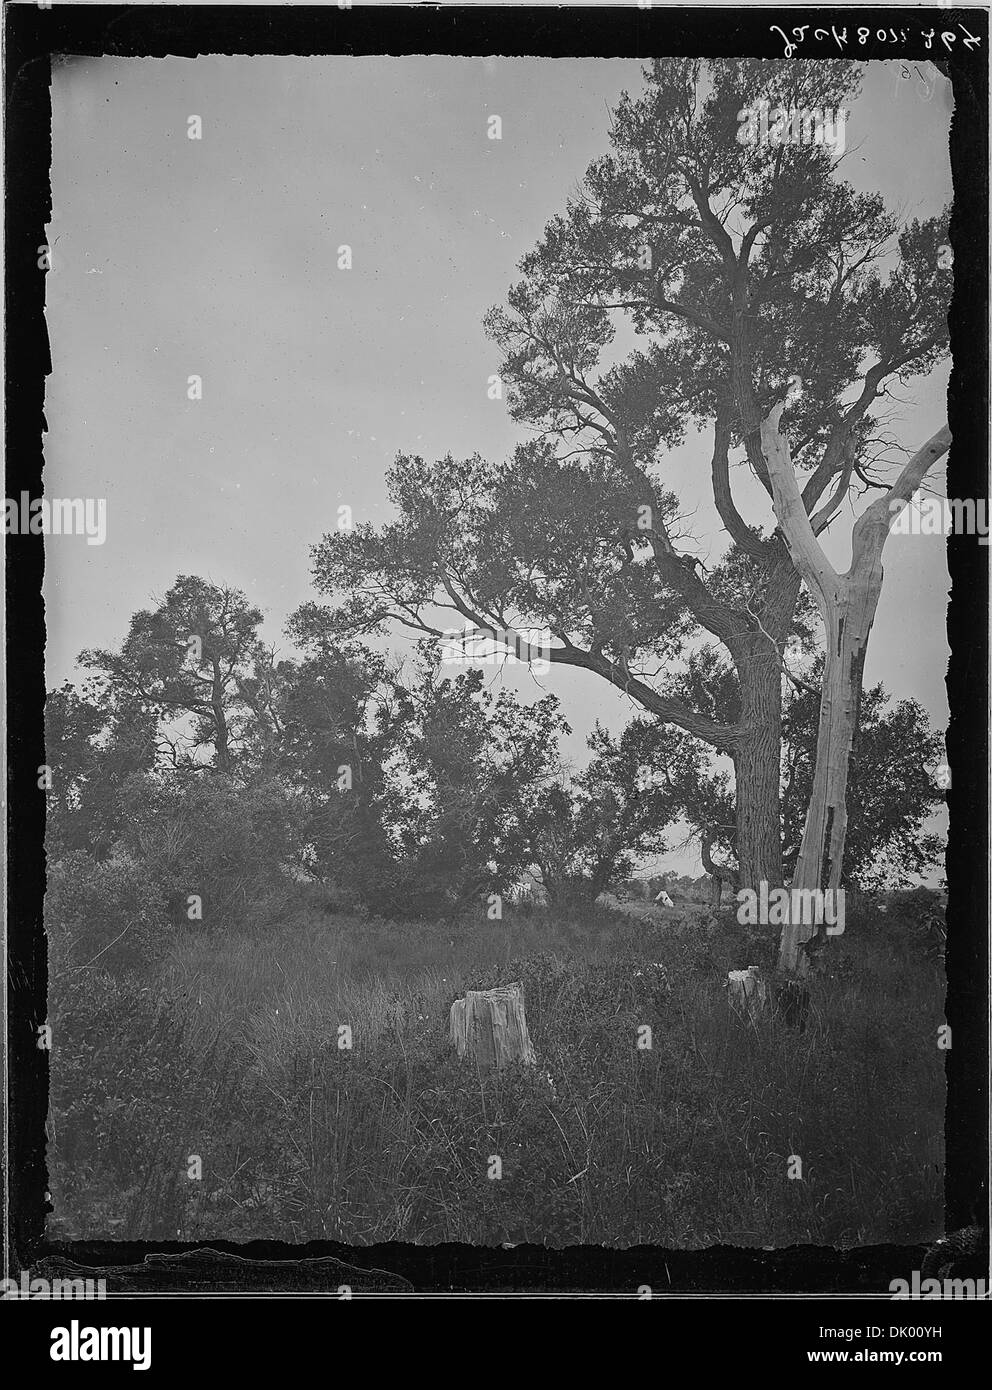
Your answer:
762;405;951;974
788;582;870;900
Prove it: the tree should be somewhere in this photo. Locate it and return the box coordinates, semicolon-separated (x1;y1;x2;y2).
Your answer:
279;638;401;885
514;721;678;907
116;771;308;928
781;669;944;893
284;617;569;917
622;666;945;908
301;59;949;956
45;680;158;860
586;658;944;911
58;577;571;922
763;410;950;968
79;575;268;774
381;658;566;917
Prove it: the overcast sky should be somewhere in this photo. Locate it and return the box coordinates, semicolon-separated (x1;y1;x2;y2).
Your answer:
44;55;953;872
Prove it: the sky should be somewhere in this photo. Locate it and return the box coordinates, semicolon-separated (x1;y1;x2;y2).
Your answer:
43;55;954;873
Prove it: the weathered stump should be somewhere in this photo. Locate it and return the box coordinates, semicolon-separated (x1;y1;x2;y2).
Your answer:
726;967;812;1032
725;965;770;1022
449;982;536;1068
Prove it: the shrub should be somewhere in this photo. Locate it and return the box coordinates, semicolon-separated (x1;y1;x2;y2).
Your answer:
46;850;169;977
356;861;460;922
47;969;248;1239
118;772;308;929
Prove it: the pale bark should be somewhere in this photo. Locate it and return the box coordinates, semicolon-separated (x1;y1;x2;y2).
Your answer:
449;983;536;1068
726;966;770;1022
762;404;951;973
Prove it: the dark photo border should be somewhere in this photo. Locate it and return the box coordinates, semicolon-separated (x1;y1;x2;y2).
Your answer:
4;3;989;1301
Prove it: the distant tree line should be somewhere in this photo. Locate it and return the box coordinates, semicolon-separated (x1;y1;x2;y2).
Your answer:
45;572;943;950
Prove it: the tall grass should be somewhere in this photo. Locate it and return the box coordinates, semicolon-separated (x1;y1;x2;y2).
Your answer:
47;903;944;1248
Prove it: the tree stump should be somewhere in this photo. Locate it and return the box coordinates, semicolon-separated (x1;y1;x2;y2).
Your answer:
449;982;536;1068
725;965;770;1022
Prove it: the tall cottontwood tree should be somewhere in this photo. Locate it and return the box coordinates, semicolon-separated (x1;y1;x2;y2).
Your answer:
483;57;950;904
303;59;950;966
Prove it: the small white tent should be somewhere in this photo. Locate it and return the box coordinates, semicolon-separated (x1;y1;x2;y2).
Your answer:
654;890;675;908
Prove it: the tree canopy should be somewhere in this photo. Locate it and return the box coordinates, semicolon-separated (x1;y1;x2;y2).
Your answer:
297;59;949;899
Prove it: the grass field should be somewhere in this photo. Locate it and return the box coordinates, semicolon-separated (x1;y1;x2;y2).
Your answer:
47;900;945;1247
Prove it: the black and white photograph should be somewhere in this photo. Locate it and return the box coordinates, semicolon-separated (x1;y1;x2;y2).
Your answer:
3;0;989;1331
